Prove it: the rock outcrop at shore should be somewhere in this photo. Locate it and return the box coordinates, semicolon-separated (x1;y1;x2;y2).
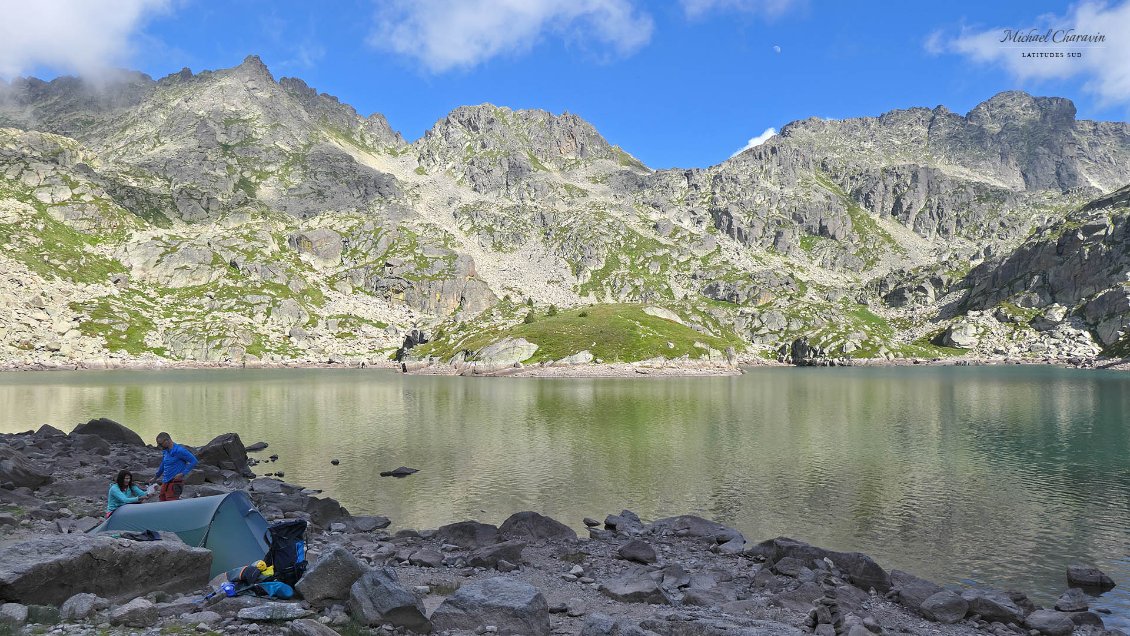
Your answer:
0;422;1124;635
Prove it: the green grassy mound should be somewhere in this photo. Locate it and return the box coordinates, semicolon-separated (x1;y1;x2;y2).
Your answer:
413;303;744;364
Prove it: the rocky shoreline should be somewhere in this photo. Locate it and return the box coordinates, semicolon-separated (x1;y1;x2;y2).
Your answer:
0;353;1126;377
1;419;1126;636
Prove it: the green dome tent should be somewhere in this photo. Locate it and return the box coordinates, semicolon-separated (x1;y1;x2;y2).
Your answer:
91;491;269;578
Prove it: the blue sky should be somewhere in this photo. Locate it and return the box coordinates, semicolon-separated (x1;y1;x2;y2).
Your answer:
2;1;1127;169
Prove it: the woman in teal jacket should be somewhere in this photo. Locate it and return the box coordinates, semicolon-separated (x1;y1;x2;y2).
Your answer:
106;470;148;517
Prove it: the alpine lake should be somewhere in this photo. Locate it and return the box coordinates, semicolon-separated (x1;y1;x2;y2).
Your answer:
1;365;1129;628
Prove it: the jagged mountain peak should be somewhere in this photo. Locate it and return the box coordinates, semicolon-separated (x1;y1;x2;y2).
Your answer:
966;90;1076;132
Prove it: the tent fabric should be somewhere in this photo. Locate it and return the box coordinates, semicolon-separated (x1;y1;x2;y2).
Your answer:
90;491;269;578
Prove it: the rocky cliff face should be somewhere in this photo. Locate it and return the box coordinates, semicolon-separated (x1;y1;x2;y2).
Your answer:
1;57;1129;366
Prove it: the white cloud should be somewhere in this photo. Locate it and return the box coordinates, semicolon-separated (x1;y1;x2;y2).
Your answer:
368;0;654;73
0;0;170;79
681;0;802;20
931;1;1130;106
731;127;776;158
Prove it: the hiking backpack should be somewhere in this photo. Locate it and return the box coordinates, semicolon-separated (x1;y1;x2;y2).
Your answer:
262;519;308;586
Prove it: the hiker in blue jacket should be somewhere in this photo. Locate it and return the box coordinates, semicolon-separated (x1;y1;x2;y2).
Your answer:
154;432;198;501
106;469;148;517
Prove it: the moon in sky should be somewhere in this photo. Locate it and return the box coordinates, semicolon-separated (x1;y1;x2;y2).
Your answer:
773;45;782;54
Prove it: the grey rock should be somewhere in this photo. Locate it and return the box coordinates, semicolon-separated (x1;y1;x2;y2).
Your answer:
179;610;222;625
1067;564;1116;589
237;603;311;621
430;576;550;636
1066;610;1105;627
942;320;979;348
467;540;526;568
194;432;251;476
960;587;1026;623
501;512;578;542
288;228;343;264
0;447;52;488
409;548;443;568
1055;587;1089;612
435;521;499;548
0;534;211;605
472;338;538;366
305;496;351;527
109;598;158;628
617;539;657;564
750;537;891;593
350;515;391;532
347;567;429;631
70;418;145;446
288;617;343;635
295;546;367;604
604;510;645;535
60;593;107;621
921;589;968;623
1024;609;1075;636
0;603;28;626
890;569;944;614
599;570;670;604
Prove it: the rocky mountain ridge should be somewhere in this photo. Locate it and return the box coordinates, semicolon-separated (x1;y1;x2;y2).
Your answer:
1;56;1128;367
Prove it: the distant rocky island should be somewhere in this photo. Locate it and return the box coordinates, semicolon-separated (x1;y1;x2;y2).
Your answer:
1;55;1128;370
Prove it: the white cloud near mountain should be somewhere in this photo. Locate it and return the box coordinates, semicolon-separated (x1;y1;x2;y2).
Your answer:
930;0;1130;106
731;127;776;158
0;0;170;79
681;0;803;19
368;0;654;73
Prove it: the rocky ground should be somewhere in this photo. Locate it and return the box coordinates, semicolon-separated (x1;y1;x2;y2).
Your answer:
0;419;1126;636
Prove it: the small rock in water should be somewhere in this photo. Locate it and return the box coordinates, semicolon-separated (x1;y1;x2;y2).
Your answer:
583;517;600;527
330;459;340;465
379;466;419;478
275;471;284;478
246;442;268;452
269;454;279;462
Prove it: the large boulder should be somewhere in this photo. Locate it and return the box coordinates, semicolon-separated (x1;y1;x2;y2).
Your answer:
467;540;526;569
70;434;111;455
472;337;538;365
599;570;670;604
1024;609;1075;636
1067;564;1116;589
435;521;499;549
0;603;28;626
747;537;891;592
193;433;251;476
890;570;944;615
295;546;367;604
306;496;351;527
109;598;157;628
289;618;344;636
430;577;550;636
288;228;344;265
0;447;52;489
499;511;576;542
0;535;211;605
645;515;735;540
60;593;108;622
70;418;144;446
617;539;657;564
961;588;1027;624
237;603;311;621
921;590;968;624
348;567;429;632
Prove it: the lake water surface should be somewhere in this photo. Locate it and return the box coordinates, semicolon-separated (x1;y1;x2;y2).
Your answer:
1;366;1129;626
